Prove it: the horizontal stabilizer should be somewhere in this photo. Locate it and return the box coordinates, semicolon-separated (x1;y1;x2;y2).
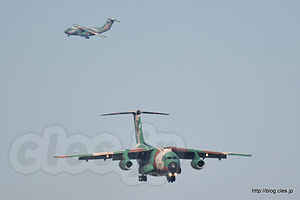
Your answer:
99;110;169;116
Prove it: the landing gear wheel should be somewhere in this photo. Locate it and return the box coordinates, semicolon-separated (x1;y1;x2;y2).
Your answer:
138;175;147;182
167;175;176;183
85;36;89;39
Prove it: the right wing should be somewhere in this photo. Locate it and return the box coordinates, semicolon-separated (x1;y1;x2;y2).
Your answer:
54;147;154;162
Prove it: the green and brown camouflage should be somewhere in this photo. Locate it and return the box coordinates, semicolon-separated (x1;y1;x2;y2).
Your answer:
64;18;121;39
54;110;252;183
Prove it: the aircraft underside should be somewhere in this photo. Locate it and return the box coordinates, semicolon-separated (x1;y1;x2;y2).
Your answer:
66;33;91;39
139;171;178;183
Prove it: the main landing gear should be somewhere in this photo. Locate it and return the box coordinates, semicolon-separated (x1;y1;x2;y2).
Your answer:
167;174;176;183
138;174;177;183
85;36;89;39
138;175;147;182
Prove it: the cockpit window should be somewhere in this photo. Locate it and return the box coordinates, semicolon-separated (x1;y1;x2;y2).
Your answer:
167;157;172;159
173;157;177;159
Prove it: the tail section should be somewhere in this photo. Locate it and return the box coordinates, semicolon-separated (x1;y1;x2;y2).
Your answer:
95;18;121;33
98;110;169;147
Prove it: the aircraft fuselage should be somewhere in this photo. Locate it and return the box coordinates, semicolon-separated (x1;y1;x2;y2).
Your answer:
137;147;181;177
64;18;120;39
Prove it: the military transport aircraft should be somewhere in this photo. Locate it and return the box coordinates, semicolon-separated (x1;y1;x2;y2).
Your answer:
64;18;121;39
54;110;251;183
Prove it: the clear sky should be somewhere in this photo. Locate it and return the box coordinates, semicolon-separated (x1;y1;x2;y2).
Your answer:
1;0;299;199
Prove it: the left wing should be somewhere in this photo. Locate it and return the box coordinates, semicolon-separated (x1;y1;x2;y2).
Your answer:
84;27;107;37
85;30;106;38
54;147;154;162
91;32;106;38
166;147;252;160
74;26;107;38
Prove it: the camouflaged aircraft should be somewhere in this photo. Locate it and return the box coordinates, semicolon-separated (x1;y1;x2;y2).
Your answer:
54;110;251;183
64;18;121;39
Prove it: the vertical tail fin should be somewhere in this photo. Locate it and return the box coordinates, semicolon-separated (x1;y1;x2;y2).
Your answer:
98;18;121;32
133;111;146;145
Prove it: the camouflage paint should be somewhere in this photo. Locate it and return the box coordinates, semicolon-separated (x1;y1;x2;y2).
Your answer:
134;114;146;145
119;150;133;170
54;110;252;182
64;18;121;38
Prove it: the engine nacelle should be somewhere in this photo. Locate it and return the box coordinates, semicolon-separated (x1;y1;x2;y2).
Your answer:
119;159;133;170
190;158;205;170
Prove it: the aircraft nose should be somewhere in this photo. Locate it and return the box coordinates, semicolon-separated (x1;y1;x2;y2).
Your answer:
64;30;68;34
168;162;179;173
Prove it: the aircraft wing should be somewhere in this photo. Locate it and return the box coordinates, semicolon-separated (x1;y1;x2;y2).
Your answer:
54;147;154;161
91;32;106;38
166;147;252;160
83;29;106;38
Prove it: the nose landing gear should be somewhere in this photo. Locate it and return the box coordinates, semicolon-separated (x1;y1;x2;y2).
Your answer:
138;175;147;182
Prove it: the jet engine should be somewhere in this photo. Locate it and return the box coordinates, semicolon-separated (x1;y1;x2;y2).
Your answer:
119;159;133;170
190;158;205;170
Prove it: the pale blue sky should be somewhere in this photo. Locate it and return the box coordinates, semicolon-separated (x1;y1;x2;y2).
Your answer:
1;1;299;199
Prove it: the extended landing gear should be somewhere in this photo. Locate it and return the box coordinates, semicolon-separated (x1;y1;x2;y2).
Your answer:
138;175;147;182
167;174;176;183
85;36;89;39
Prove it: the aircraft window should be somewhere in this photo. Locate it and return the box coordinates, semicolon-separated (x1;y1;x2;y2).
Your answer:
167;157;172;159
162;157;166;161
173;157;177;159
